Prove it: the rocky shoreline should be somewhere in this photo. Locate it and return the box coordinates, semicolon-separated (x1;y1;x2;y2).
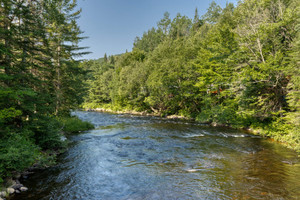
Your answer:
85;108;262;135
86;107;161;116
85;108;191;120
0;173;29;200
0;150;64;200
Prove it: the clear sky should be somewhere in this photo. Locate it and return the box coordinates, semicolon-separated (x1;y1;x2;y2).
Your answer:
77;0;237;60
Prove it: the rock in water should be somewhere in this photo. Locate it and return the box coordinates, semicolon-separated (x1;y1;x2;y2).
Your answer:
12;183;24;190
186;169;198;172
20;187;28;192
7;188;15;194
0;191;7;198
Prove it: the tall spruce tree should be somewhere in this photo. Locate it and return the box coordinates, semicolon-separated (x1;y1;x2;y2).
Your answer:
43;0;87;115
104;53;108;63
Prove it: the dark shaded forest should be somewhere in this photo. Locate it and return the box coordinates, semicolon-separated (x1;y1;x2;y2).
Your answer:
0;0;93;184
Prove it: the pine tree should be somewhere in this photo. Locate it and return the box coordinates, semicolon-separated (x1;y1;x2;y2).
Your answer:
202;1;222;24
110;55;115;64
157;12;171;35
104;53;108;63
191;7;203;33
43;0;88;115
0;0;50;127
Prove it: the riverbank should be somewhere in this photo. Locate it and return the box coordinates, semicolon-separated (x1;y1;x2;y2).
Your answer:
0;163;51;199
85;107;260;133
86;107;190;120
85;107;299;154
0;116;94;200
86;106;252;125
0;150;60;200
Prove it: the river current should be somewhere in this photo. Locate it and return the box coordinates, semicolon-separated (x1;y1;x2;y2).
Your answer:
11;111;300;199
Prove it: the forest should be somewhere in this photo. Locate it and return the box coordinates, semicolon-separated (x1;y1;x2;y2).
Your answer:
0;0;299;191
82;0;300;152
0;0;93;184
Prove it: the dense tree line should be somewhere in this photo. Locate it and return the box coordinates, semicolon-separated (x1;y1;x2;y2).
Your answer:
83;0;300;152
0;0;91;182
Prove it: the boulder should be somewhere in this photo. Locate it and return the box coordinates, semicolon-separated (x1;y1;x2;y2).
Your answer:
12;183;23;190
20;187;28;192
0;191;7;198
7;187;15;194
186;169;199;172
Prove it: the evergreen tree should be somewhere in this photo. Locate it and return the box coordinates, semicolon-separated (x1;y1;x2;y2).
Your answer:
191;7;203;33
157;12;171;35
202;1;222;24
110;55;115;64
133;27;164;52
0;0;89;181
104;53;108;63
43;0;87;115
169;13;192;39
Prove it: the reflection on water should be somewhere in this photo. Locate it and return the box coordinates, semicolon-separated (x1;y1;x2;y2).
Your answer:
11;111;300;200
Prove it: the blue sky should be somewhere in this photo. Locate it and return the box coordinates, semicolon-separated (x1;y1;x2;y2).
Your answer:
77;0;237;60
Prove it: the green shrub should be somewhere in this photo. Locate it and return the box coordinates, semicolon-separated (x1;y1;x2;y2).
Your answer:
0;133;39;179
60;116;94;133
35;151;57;168
0;115;69;182
28;116;65;150
256;117;300;153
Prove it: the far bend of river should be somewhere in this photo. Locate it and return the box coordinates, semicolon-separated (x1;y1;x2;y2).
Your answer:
11;111;300;200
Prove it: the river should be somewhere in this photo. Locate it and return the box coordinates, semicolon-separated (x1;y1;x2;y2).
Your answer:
11;111;300;199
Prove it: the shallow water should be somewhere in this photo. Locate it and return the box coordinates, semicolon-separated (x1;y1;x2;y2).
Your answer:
11;111;300;199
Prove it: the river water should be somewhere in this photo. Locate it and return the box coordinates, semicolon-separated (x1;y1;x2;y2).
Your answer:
11;111;300;200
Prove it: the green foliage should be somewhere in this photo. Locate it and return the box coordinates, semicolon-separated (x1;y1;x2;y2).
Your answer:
0;108;22;123
28;116;65;150
0;0;89;182
81;0;300;153
157;12;171;35
0;132;39;178
60;116;94;134
202;1;222;24
134;28;164;52
196;97;240;125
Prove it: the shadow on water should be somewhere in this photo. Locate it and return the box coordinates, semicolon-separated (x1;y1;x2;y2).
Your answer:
10;111;300;200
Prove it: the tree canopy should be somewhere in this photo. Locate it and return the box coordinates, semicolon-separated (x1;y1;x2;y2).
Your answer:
0;0;90;182
82;0;300;152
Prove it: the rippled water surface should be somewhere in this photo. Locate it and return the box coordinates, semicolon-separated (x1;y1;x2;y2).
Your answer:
12;111;300;199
